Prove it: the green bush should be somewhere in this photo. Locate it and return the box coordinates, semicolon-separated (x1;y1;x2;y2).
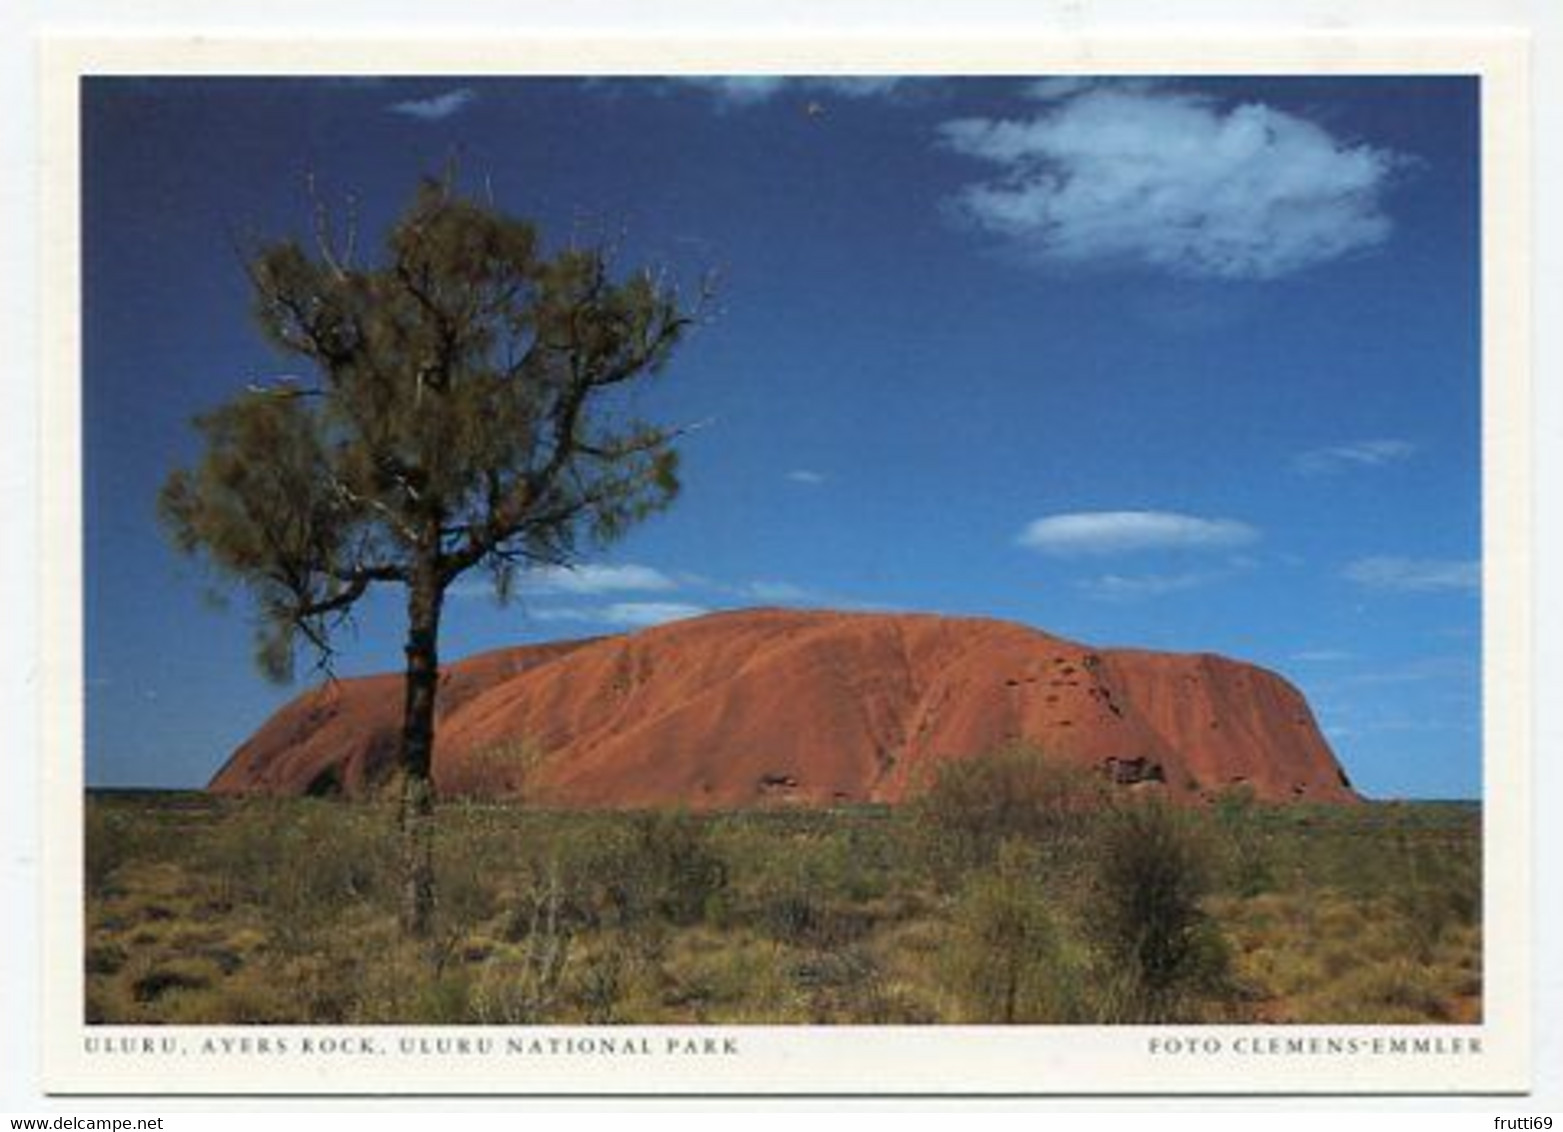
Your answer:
912;743;1106;878
198;799;397;951
942;840;1079;1022
632;810;730;925
1210;785;1277;897
83;792;1479;1025
475;864;574;1023
545;809;729;933
84;797;202;898
729;830;879;947
1087;798;1232;1021
84;803;130;899
1391;828;1481;962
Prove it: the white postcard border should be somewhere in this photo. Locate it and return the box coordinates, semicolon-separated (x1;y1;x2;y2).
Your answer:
37;31;1532;1096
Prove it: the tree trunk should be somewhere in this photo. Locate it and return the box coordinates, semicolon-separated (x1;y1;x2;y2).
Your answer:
397;561;443;937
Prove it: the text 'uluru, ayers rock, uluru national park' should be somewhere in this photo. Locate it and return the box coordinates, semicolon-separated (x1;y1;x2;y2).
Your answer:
209;607;1359;808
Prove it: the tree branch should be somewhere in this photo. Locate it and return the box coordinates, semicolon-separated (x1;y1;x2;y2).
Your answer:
292;570;375;619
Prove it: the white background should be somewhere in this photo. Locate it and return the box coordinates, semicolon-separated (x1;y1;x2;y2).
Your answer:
3;0;1559;1118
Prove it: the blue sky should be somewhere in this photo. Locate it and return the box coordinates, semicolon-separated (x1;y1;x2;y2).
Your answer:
82;75;1482;798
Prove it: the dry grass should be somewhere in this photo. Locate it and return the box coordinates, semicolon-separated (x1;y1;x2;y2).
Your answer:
83;786;1480;1025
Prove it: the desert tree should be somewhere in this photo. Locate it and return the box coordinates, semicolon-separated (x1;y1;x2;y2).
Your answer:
159;173;705;936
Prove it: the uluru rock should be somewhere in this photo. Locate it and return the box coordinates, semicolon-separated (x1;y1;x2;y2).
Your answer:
208;608;1358;807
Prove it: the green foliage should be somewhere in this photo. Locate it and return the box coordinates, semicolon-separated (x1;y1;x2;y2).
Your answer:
84;793;205;898
84;802;130;900
610;810;730;928
747;840;865;947
198;799;396;951
1390;826;1481;962
158;173;703;682
1087;798;1232;1021
158;173;707;938
711;814;909;949
471;866;574;1024
911;742;1106;877
1210;784;1277;896
943;840;1080;1022
83;792;1479;1026
571;941;631;1024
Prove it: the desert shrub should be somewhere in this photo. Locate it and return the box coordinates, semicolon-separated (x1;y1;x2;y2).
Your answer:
193;800;400;956
1390;829;1480;962
410;970;475;1023
447;738;550;802
942;839;1080;1022
570;941;630;1024
591;810;728;929
84;802;130;899
1087;798;1232;1021
721;827;880;948
470;946;572;1024
912;743;1105;879
82;791;1482;1025
1297;958;1451;1024
655;930;819;1023
323;947;464;1024
1210;784;1277;897
84;797;202;897
475;863;574;1023
642;809;730;924
130;957;216;1004
85;941;129;977
180;963;294;1023
196;801;279;910
787;945;924;1024
426;813;505;970
200;799;395;927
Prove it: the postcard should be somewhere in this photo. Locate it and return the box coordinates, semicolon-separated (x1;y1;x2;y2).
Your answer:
38;30;1531;1095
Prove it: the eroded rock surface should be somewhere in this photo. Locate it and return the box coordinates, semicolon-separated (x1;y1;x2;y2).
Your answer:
210;608;1358;807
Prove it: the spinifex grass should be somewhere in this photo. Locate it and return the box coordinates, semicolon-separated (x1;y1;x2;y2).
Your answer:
83;780;1480;1026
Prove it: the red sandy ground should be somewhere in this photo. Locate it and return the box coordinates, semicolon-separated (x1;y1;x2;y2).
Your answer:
209;608;1358;807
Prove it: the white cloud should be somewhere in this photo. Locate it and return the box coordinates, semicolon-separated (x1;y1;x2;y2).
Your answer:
534;602;709;628
1344;557;1480;593
940;85;1403;280
786;469;827;486
449;562;677;601
1294;438;1417;476
595;602;709;627
1018;510;1259;556
457;561;883;624
671;76;907;107
526;563;678;595
387;88;477;121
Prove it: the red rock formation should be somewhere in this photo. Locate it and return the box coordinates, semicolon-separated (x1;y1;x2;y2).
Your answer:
209;608;1358;806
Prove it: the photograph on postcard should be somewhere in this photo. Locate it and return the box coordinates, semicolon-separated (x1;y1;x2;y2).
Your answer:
42;38;1531;1094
